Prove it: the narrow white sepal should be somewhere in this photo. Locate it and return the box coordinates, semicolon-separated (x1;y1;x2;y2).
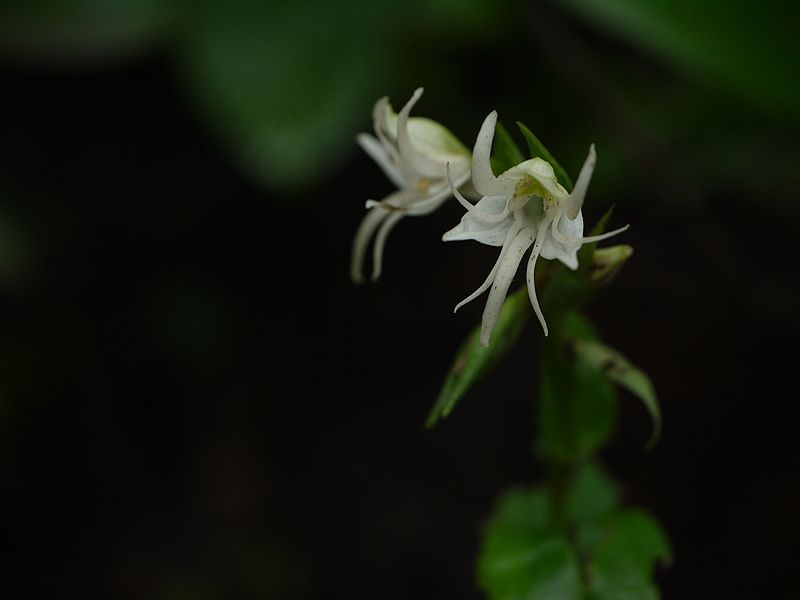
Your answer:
453;225;519;313
526;221;550;336
480;227;535;347
357;133;405;188
371;212;404;282
350;208;390;284
566;144;596;220
581;224;629;243
397;88;445;178
472;111;513;197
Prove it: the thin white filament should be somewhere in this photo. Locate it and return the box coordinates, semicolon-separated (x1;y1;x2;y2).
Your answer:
581;224;630;243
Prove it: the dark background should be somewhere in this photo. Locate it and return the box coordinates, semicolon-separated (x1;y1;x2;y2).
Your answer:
1;1;799;598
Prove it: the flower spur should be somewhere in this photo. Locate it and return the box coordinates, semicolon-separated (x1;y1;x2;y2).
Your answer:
443;111;629;346
350;88;472;283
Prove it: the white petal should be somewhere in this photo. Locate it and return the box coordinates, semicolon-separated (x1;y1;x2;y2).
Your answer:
372;96;395;140
406;117;470;164
371;212;405;282
446;164;509;223
357;133;406;188
350;207;390;284
480;228;536;346
540;235;579;270
503;158;567;201
526;221;551;336
442;195;513;246
397;88;447;178
472;111;515;197
541;212;583;269
453;225;520;313
566;144;596;219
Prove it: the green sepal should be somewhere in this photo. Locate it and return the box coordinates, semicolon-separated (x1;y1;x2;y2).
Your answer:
490;121;525;175
426;286;530;428
516;121;575;191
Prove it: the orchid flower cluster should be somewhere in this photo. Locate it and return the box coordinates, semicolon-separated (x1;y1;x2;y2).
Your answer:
351;89;627;345
352;90;668;597
350;88;472;284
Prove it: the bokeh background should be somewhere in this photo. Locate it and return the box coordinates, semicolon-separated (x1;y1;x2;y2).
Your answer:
2;0;799;597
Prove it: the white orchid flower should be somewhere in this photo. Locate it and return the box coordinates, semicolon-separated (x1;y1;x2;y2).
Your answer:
443;111;629;346
350;88;472;283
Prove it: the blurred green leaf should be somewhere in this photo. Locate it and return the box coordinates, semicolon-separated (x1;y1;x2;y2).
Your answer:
0;0;172;64
563;462;619;525
538;327;618;463
178;0;383;191
584;509;671;600
573;338;661;448
555;0;800;120
517;121;575;191
479;488;583;600
426;286;529;427
491;121;525;174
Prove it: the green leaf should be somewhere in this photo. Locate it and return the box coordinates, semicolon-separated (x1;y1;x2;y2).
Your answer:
563;462;619;526
538;332;618;463
479;488;583;600
572;339;661;448
426;287;529;427
554;0;800;121
584;509;671;600
517;122;574;191
491;121;525;175
178;0;384;191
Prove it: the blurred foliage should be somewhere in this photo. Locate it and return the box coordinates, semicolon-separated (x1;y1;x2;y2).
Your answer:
0;0;171;63
0;0;511;190
1;0;797;200
538;314;618;463
479;464;670;599
554;0;800;121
